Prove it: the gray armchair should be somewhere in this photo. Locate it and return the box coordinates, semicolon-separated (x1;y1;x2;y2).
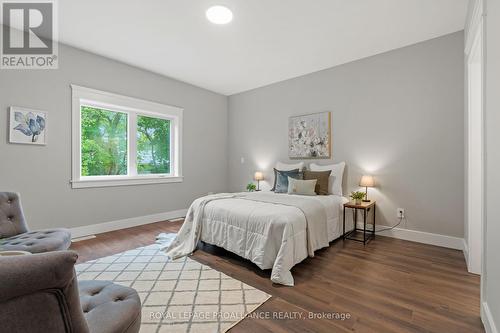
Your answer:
0;192;71;253
0;251;142;333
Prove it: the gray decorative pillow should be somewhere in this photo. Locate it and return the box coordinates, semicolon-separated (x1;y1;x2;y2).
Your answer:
274;169;302;193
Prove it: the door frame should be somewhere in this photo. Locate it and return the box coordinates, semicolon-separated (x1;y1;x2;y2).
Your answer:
465;23;484;276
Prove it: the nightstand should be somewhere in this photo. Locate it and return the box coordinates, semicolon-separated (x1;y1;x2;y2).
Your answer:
343;201;376;244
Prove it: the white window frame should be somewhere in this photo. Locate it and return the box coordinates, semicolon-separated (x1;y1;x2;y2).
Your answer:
71;85;183;189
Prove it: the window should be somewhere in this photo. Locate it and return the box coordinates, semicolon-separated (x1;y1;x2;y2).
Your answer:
137;115;171;175
81;106;128;176
71;85;183;188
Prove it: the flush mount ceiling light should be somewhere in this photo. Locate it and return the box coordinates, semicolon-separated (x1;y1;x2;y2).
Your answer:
206;5;233;25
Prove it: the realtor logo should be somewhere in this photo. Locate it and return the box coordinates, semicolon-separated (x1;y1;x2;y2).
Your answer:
1;0;58;69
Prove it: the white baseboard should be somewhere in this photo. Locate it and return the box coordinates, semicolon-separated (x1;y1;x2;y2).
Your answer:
355;222;464;250
482;302;498;333
72;235;96;242
72;210;463;250
70;209;188;239
463;239;470;267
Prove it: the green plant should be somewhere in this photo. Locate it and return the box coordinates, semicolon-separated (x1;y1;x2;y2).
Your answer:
246;183;257;192
80;106;171;177
350;191;366;200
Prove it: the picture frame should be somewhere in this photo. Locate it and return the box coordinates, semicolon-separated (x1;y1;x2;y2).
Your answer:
9;106;48;145
288;111;331;159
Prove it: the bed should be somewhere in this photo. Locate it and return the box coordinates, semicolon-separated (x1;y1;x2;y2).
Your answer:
164;191;348;286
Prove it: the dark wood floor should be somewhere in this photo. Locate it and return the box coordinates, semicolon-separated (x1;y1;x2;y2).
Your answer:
71;220;483;333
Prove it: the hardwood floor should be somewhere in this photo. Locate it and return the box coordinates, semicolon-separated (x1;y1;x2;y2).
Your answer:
71;220;483;333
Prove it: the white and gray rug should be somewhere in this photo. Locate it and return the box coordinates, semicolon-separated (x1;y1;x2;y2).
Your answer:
75;234;271;333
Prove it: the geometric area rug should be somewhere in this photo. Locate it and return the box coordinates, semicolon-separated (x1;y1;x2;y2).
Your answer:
75;237;271;333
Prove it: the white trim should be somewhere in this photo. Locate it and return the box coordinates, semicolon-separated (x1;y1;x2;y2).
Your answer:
465;0;484;55
482;302;498;333
466;25;484;274
463;239;470;267
71;85;184;114
465;2;484;276
129;112;138;177
355;223;464;250
70;208;188;239
73;214;463;250
71;235;96;242
71;176;184;189
71;84;183;189
379;228;464;250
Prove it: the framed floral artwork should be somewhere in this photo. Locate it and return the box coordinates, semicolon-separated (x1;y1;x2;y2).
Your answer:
288;111;331;159
9;106;48;145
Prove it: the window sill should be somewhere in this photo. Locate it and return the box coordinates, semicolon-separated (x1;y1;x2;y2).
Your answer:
71;176;184;189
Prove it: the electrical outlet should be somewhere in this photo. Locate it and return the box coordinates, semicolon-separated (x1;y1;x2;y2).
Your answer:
397;208;405;219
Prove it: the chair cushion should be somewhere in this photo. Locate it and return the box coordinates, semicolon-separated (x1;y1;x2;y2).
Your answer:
0;228;71;253
79;280;141;333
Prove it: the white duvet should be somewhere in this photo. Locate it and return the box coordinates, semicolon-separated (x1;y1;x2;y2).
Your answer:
164;192;348;286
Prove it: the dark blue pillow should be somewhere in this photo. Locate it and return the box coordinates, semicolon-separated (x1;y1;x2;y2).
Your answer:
274;168;302;193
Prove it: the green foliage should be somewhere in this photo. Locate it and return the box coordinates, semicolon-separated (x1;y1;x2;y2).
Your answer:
81;107;171;177
81;106;127;176
246;183;257;192
137;116;170;174
350;191;366;200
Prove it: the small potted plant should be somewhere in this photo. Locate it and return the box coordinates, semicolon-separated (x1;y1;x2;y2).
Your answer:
246;183;257;192
350;191;366;205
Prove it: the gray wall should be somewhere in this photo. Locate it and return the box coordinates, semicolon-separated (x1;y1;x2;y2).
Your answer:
228;32;465;237
0;43;228;230
0;33;467;241
485;0;500;327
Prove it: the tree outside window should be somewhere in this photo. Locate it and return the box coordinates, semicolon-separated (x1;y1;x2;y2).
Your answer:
137;116;171;174
81;106;128;176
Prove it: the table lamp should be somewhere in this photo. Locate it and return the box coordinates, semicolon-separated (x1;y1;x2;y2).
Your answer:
359;175;375;202
254;171;264;191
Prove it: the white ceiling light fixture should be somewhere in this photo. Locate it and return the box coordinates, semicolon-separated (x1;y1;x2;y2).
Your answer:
206;5;233;25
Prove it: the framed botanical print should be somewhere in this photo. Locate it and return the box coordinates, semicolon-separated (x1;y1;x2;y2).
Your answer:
9;106;48;145
288;111;331;159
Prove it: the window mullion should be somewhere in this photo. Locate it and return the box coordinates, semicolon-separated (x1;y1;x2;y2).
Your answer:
129;113;138;177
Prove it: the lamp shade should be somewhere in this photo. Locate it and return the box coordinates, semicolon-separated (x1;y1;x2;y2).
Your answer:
359;175;375;187
254;171;264;181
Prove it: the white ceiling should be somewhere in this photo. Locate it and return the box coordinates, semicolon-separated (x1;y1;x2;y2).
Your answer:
56;0;468;95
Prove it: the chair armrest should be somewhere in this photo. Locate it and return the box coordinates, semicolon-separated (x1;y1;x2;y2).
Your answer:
0;251;90;333
0;250;78;302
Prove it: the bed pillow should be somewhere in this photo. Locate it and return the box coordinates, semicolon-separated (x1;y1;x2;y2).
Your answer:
276;161;304;171
287;177;317;196
274;169;302;193
271;161;305;191
303;170;331;195
309;161;345;195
